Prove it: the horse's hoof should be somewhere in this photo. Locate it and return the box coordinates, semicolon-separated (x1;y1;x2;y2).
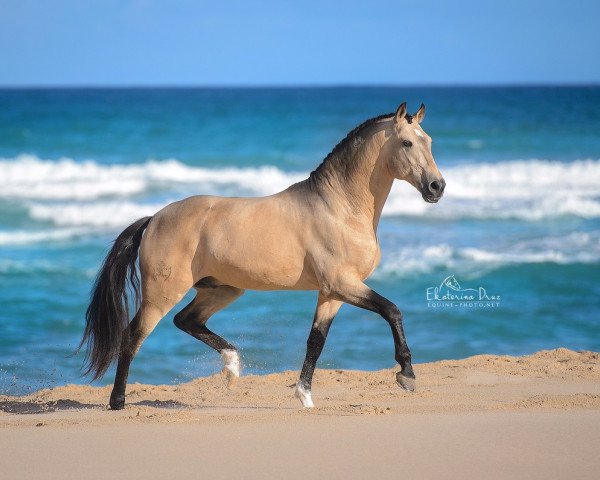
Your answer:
109;396;125;410
221;349;240;389
294;383;315;408
396;372;416;392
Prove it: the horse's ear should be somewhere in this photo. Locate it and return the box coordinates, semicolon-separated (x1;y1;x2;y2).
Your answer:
413;103;426;123
394;102;407;125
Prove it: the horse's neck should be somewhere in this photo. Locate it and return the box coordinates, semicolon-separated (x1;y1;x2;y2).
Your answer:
315;128;393;231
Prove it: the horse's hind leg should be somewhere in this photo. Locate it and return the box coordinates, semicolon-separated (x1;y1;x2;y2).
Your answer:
173;285;245;388
109;300;174;410
295;294;343;408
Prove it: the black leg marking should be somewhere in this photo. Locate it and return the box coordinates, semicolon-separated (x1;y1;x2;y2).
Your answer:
109;313;141;410
366;291;415;388
175;321;237;352
332;282;415;391
299;327;330;392
173;286;244;388
173;285;243;354
109;352;130;410
295;296;343;407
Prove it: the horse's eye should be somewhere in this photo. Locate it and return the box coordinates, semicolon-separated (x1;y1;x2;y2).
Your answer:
403;140;413;148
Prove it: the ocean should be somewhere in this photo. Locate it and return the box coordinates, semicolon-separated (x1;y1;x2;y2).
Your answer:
1;86;599;395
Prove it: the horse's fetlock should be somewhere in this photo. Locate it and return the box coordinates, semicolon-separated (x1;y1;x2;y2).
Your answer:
399;352;412;364
109;392;126;410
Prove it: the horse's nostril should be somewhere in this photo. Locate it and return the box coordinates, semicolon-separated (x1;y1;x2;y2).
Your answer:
430;181;439;191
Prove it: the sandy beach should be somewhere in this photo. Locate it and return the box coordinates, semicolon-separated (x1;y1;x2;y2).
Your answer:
1;348;599;479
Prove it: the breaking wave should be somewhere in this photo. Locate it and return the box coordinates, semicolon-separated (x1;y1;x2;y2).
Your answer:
0;154;304;200
1;155;600;231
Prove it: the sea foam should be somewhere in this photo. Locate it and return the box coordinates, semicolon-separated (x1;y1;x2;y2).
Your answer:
2;155;600;228
373;231;600;279
0;227;92;246
0;154;304;200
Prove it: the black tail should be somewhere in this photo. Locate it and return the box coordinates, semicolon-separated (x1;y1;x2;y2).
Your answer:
77;216;152;381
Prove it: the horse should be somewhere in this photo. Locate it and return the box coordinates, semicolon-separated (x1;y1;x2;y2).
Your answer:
78;102;445;409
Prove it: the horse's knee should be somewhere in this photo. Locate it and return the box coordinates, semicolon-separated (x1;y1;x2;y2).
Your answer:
383;304;403;324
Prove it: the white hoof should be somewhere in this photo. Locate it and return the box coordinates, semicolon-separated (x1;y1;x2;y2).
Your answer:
294;383;315;408
221;349;240;389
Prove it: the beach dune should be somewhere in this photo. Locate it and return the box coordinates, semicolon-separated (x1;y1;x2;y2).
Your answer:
1;348;599;479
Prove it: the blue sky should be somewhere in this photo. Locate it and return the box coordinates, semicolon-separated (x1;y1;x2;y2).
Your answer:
1;0;598;86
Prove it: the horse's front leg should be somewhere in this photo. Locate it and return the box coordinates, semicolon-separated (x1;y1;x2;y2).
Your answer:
295;293;343;408
329;277;416;391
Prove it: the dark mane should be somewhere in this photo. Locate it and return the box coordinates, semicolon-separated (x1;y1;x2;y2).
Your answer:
309;112;395;179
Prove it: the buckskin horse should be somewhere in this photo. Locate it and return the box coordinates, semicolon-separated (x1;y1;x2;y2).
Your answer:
79;102;445;409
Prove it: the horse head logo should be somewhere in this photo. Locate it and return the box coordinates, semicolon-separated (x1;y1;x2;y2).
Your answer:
441;275;461;291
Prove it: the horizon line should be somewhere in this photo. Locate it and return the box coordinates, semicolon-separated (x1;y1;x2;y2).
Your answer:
1;81;599;90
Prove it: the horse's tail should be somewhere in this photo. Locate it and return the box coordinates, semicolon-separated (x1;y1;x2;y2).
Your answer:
76;216;153;381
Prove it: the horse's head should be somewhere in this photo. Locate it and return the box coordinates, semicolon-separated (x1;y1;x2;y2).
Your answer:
385;102;445;203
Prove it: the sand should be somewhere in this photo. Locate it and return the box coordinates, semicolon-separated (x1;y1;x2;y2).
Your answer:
1;348;599;479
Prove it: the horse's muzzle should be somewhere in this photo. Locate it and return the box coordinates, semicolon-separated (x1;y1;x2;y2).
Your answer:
422;176;446;203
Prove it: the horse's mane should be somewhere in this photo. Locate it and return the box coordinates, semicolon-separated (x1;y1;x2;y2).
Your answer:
309;112;395;180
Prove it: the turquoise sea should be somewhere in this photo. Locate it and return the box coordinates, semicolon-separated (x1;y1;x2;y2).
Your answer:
1;87;599;394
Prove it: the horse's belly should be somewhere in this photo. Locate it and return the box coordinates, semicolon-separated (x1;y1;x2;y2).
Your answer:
204;252;317;291
214;267;318;291
200;224;318;290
